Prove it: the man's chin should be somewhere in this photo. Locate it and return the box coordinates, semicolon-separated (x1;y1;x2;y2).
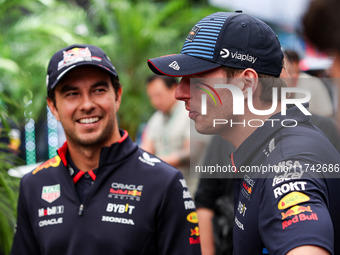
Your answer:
194;123;216;135
71;133;105;147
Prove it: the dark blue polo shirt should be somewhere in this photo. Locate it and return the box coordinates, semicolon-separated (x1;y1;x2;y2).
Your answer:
232;105;340;254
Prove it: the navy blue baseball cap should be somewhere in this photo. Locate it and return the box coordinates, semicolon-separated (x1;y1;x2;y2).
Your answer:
148;11;283;77
46;44;119;91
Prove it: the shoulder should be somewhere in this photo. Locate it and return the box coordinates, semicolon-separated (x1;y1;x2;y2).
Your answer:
276;123;339;159
135;149;180;176
21;155;64;184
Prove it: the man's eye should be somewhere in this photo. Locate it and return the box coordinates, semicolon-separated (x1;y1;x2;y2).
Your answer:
65;92;78;97
192;80;204;87
93;88;106;93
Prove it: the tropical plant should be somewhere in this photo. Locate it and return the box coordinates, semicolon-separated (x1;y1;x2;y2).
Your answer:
0;1;226;253
86;0;224;136
1;0;224;138
0;154;20;255
0;94;22;255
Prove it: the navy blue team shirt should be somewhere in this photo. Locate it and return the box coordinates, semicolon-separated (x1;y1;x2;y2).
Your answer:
11;130;201;255
232;105;340;255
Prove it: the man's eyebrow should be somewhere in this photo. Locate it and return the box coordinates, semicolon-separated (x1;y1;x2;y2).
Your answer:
91;81;110;88
59;81;110;93
60;84;77;94
195;80;209;87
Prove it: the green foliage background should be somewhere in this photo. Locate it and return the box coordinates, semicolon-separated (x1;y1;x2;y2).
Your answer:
1;0;224;137
0;0;226;253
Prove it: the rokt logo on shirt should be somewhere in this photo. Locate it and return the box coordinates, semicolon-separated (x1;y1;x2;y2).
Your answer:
273;181;307;199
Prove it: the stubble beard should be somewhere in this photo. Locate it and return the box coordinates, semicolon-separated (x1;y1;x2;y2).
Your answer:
66;119;116;149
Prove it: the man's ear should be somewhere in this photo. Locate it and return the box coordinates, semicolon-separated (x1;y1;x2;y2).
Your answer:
47;98;60;121
240;68;259;99
115;87;123;111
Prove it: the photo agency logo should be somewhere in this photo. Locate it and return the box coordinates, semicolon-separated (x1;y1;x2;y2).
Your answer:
195;79;312;128
198;83;223;114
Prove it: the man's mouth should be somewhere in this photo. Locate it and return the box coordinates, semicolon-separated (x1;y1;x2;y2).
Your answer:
189;110;200;120
78;117;100;124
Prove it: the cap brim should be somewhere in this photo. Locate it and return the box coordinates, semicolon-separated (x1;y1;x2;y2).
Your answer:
148;53;221;77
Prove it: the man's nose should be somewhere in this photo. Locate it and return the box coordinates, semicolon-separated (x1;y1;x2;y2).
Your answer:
80;94;95;111
175;78;190;101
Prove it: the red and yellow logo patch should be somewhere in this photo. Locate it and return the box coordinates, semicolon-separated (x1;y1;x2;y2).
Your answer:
187;212;198;224
33;156;61;175
278;191;310;210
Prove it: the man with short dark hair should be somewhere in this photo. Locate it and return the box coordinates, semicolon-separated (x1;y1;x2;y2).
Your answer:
303;1;340;254
141;75;190;168
303;0;340;122
148;11;340;254
283;49;333;116
11;44;201;255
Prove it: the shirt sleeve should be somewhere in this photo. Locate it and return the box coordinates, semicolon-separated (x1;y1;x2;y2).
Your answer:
156;171;201;255
195;178;232;210
11;179;41;255
259;167;334;255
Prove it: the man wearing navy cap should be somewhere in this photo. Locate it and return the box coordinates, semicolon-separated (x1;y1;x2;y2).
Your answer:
148;11;340;255
11;44;201;255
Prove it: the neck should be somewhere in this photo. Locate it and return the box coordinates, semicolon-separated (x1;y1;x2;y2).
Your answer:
66;128;122;172
221;102;282;149
67;145;101;172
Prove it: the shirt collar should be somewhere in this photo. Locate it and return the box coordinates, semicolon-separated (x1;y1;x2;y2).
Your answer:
232;104;310;170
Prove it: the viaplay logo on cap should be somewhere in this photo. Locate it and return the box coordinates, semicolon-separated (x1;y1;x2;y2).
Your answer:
220;48;257;64
220;48;230;59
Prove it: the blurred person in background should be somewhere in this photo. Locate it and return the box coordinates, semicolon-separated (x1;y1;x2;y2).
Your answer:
283;50;340;152
283;49;334;117
194;135;235;255
303;3;340;254
303;0;340;128
141;74;199;194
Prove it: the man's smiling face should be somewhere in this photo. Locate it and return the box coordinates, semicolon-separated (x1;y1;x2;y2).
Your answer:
47;65;122;148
